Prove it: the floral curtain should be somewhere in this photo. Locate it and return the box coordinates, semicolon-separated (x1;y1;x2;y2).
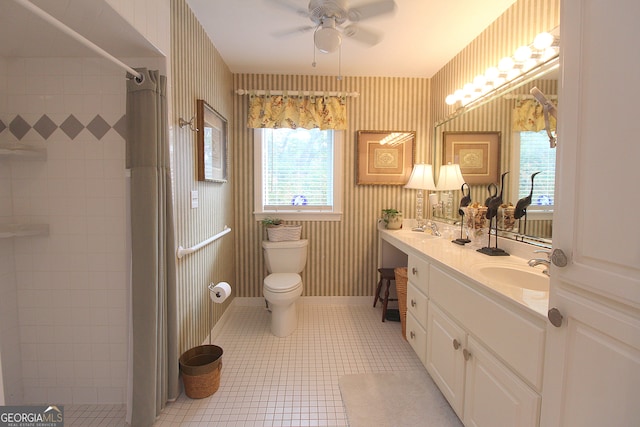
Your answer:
247;93;347;130
512;99;557;132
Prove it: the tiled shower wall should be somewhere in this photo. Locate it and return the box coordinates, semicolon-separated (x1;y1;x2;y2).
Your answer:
0;56;134;404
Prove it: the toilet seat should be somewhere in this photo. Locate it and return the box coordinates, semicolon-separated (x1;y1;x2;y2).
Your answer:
264;273;302;293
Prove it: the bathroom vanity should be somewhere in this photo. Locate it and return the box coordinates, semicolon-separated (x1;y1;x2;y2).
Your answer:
379;227;549;427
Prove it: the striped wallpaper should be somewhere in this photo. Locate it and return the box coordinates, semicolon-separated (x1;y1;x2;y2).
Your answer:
232;75;431;298
171;0;561;343
171;0;235;354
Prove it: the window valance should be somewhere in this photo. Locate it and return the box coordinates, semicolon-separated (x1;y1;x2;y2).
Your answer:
247;93;347;130
512;99;557;132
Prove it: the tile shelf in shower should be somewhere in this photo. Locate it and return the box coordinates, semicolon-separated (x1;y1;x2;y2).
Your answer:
0;142;47;160
0;223;50;239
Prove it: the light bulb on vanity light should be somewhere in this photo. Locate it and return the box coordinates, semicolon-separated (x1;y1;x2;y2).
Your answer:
534;32;555;50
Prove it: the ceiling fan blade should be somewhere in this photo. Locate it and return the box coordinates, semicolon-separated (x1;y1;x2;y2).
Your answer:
272;25;316;38
265;0;310;18
347;0;396;22
342;24;382;46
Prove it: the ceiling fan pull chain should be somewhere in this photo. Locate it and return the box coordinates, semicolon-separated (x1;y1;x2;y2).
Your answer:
338;44;343;81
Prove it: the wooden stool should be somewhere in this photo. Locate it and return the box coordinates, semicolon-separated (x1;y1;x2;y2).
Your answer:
373;268;398;322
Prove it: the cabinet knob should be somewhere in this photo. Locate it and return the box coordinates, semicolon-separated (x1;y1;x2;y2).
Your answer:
452;339;461;350
410;331;416;339
548;307;564;327
411;299;416;307
412;267;418;275
463;348;472;361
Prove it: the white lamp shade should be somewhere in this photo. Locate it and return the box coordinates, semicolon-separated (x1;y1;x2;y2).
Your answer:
437;163;465;191
405;164;437;190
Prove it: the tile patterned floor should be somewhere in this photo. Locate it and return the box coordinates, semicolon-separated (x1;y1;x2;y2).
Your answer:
66;301;459;426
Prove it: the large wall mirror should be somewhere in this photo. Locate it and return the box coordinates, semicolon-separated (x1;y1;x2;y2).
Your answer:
432;52;559;248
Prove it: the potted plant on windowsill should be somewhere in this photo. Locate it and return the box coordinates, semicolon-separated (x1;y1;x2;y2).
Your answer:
261;217;302;241
382;208;403;230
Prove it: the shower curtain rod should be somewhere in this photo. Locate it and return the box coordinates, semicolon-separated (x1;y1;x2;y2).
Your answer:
236;89;360;97
11;0;143;81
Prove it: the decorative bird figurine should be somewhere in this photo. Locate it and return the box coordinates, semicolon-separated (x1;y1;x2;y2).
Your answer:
486;172;509;221
515;172;541;219
515;171;541;236
482;171;509;254
453;183;472;245
484;183;497;207
459;183;472;213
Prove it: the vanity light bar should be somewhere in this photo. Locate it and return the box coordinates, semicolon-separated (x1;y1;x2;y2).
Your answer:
445;30;560;107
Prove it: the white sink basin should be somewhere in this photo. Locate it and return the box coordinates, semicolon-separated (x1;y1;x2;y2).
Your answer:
475;263;549;292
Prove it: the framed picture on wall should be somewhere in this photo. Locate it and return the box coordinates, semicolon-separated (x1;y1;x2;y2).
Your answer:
442;131;501;185
197;99;228;182
356;130;415;185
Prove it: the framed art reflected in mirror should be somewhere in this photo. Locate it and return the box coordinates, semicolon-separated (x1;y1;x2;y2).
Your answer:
197;99;228;182
443;131;501;185
356;130;415;185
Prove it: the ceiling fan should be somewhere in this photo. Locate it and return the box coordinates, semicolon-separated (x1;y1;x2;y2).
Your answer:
269;0;397;54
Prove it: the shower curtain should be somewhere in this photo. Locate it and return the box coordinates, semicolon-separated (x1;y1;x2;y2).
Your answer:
126;68;179;426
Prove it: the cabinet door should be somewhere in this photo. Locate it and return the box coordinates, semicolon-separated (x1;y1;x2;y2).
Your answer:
464;336;540;427
543;0;640;425
406;311;427;366
407;282;428;328
426;301;466;418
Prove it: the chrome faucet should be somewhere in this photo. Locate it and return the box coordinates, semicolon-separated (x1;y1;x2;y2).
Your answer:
528;250;551;276
427;221;441;237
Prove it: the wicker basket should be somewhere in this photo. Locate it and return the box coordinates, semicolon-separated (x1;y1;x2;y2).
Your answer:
267;225;302;242
394;267;408;340
179;345;223;399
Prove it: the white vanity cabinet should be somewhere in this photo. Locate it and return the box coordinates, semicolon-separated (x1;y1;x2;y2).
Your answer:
405;255;429;366
427;265;543;427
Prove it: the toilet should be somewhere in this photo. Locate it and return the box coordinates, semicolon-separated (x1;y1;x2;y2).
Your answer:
262;239;308;337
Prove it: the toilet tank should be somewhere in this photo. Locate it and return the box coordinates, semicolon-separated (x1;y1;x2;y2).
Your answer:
262;239;308;273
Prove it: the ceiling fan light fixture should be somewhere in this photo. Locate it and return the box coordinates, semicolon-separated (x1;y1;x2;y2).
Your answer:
314;25;342;53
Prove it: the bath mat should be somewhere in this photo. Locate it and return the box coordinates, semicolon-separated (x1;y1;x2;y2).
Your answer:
339;369;463;427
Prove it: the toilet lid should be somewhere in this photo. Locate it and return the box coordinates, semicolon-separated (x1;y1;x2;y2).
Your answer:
264;273;302;292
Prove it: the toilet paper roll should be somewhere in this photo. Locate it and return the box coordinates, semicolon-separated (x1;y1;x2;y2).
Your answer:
209;282;231;303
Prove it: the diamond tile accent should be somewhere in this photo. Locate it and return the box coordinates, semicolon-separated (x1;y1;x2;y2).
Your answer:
33;114;58;140
112;115;127;140
60;114;84;140
9;115;31;140
0;119;6;134
86;115;111;140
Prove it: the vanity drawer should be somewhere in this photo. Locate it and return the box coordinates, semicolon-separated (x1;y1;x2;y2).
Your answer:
406;311;427;366
408;255;429;294
429;265;546;391
407;282;428;328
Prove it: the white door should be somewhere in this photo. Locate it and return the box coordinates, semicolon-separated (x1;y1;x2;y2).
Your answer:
541;0;640;425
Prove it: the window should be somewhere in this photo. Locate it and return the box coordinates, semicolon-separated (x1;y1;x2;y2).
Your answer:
511;130;555;215
254;128;343;221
